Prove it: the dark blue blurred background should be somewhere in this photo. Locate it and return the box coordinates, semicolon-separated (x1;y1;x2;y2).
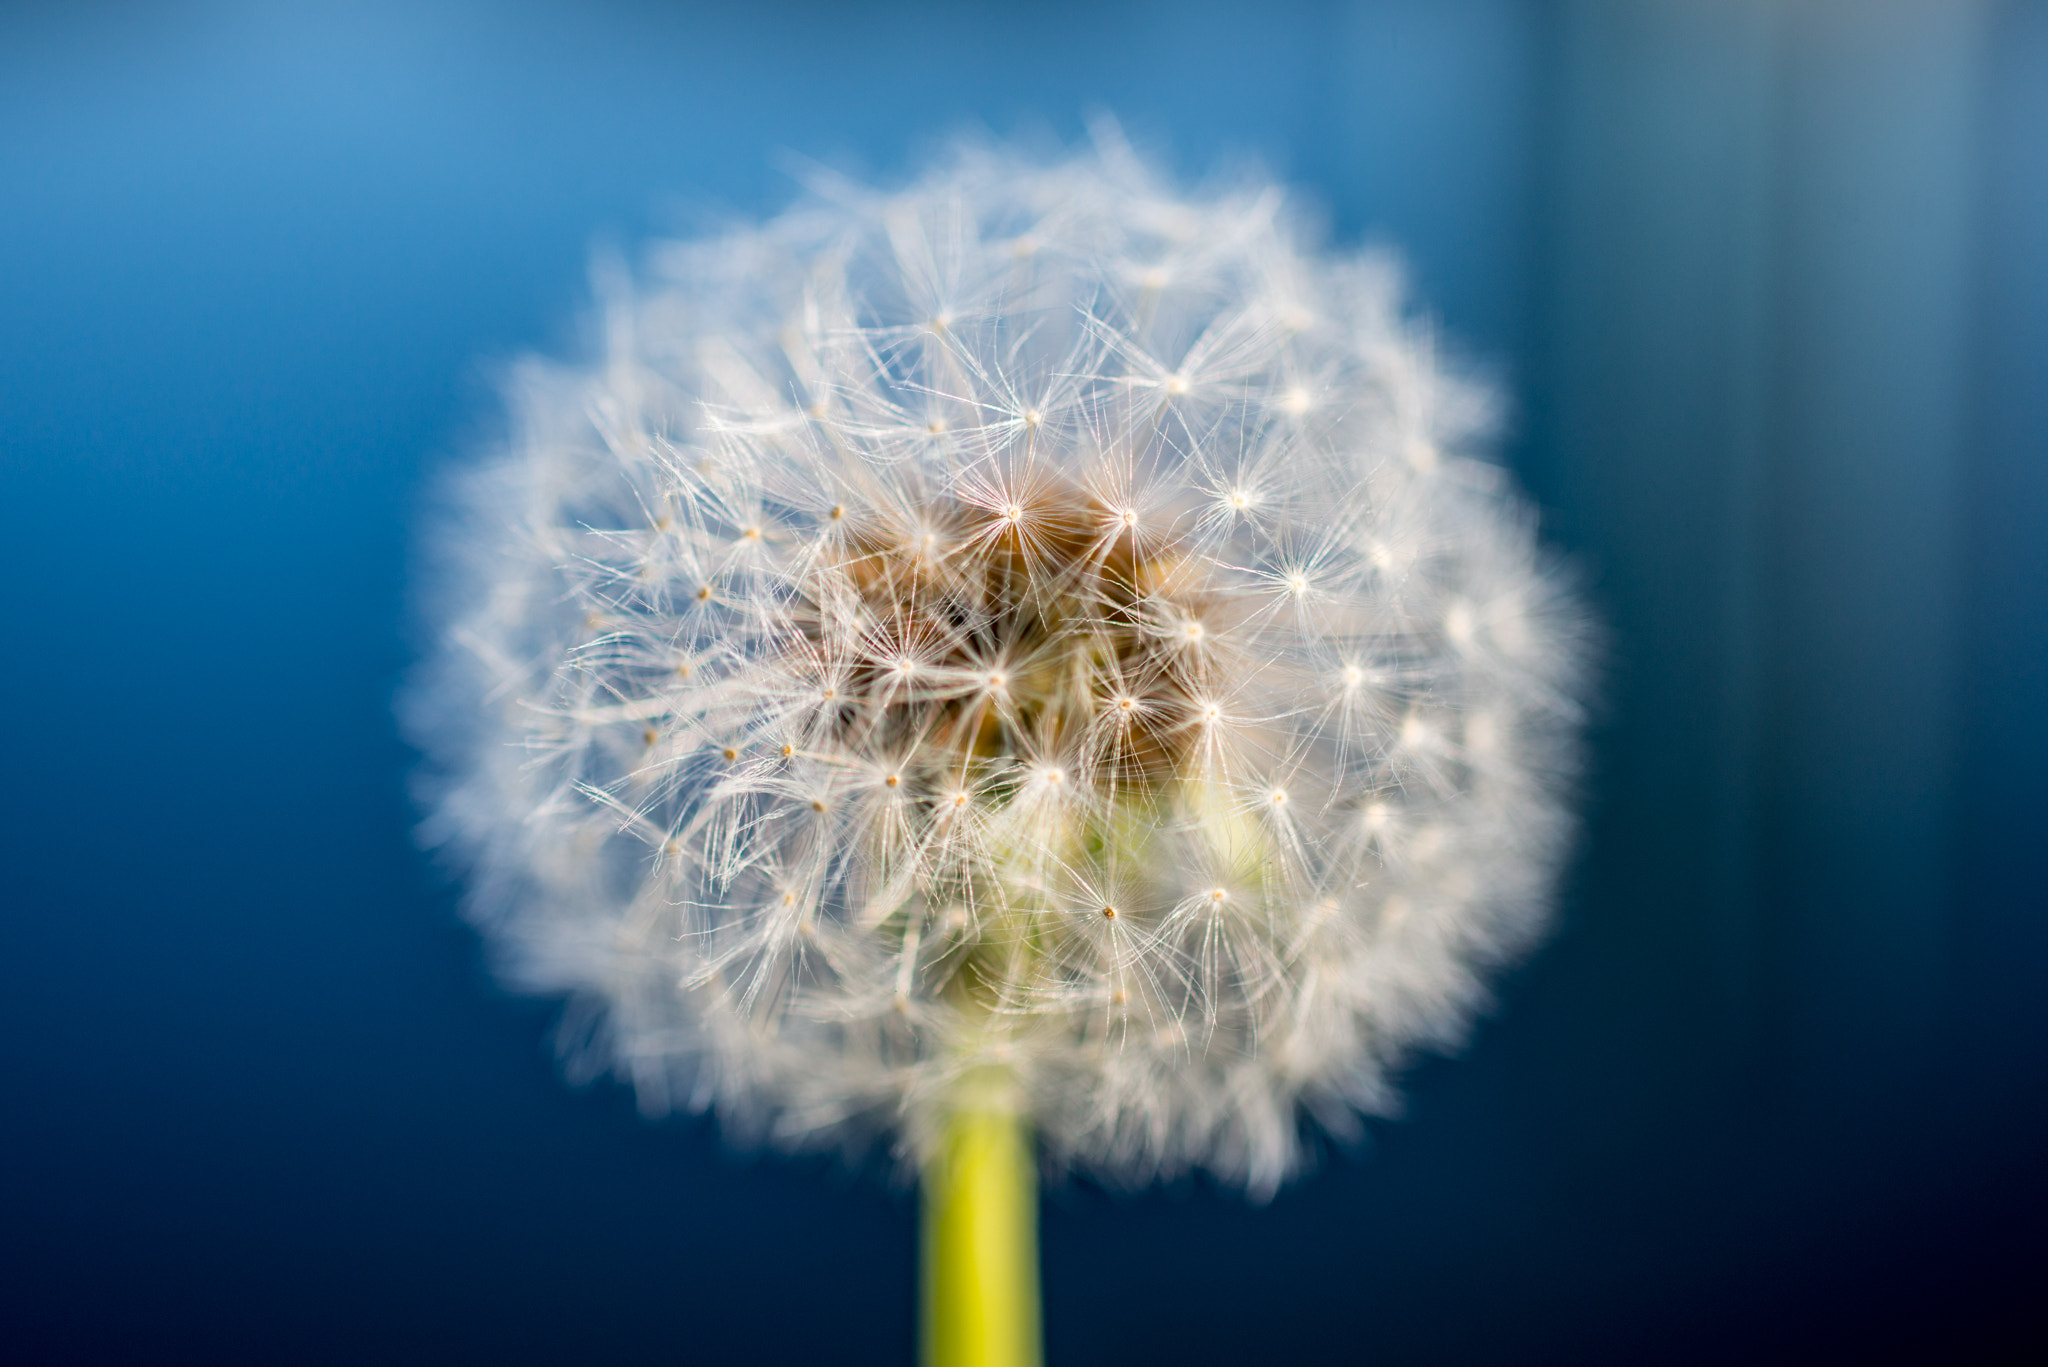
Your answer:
4;2;2044;1362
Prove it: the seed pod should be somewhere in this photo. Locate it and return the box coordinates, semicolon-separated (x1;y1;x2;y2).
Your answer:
408;132;1590;1198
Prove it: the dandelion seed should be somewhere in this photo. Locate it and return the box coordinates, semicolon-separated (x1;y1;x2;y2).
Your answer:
409;133;1588;1206
1444;598;1476;646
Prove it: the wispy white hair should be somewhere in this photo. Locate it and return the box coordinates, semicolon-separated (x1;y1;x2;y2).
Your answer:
406;129;1589;1198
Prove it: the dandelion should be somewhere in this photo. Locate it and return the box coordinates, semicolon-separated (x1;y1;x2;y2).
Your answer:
407;126;1588;1367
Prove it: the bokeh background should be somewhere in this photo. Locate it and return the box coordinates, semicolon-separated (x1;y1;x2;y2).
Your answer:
4;1;2044;1362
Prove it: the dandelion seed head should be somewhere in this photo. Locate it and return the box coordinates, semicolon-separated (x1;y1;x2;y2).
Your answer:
409;132;1589;1198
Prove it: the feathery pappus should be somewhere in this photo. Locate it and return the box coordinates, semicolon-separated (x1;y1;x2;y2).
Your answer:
407;129;1590;1198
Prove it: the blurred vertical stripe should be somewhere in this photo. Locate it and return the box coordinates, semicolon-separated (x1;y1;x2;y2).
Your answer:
1959;0;2048;1126
1530;0;2048;1144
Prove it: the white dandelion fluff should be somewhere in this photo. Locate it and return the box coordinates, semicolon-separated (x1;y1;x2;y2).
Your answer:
407;130;1589;1199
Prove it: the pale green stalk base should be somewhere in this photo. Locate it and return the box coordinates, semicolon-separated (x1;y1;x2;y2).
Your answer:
920;1104;1043;1367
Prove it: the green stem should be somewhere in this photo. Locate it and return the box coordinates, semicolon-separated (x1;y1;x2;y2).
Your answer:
920;1100;1043;1367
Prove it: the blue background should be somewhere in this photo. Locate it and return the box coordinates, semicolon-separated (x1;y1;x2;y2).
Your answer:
4;2;2045;1362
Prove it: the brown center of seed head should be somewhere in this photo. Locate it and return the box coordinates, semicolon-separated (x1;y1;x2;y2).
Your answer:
802;480;1216;795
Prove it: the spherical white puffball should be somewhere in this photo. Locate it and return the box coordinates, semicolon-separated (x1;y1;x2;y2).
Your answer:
407;132;1589;1198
